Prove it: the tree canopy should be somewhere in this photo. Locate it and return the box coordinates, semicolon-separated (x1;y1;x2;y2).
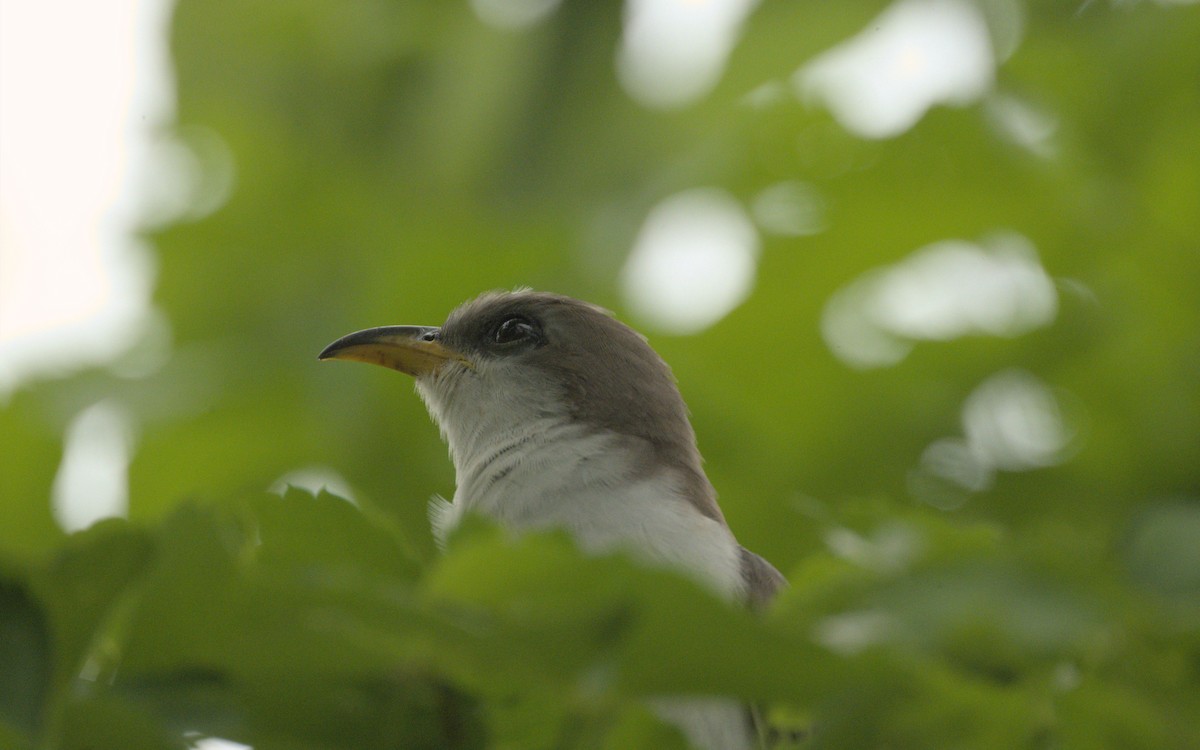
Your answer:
2;1;1198;748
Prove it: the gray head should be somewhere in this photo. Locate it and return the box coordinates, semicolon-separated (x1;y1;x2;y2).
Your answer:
319;290;723;522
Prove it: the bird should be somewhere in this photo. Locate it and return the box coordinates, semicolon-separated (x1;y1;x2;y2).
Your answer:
319;289;786;750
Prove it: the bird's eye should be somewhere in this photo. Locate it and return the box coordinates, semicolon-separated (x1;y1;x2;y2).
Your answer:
493;316;536;345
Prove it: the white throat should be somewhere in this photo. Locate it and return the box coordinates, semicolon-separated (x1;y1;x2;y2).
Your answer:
416;364;744;601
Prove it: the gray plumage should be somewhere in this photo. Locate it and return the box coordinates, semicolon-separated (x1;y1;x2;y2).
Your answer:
321;289;788;749
437;291;785;606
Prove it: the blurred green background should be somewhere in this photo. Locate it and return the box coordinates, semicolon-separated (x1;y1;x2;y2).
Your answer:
2;1;1198;748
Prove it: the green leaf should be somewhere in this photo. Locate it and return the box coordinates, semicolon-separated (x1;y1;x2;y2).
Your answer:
59;692;183;750
22;517;155;750
601;705;689;750
250;487;421;583
0;574;50;741
424;527;839;703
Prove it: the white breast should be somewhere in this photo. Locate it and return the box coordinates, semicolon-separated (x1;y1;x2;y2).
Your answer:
418;364;753;750
431;420;744;601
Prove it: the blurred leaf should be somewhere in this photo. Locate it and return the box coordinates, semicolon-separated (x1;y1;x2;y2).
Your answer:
0;394;66;557
424;525;840;702
33;519;154;706
3;0;1198;747
1124;500;1200;602
601;705;689;750
251;488;422;582
59;692;183;750
0;574;50;742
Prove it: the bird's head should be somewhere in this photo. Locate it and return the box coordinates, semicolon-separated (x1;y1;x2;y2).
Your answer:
319;290;709;499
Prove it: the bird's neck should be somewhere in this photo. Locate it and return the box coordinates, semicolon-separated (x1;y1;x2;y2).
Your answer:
429;410;743;599
449;412;608;516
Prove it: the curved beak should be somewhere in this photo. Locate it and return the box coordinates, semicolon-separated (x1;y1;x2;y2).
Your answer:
318;325;466;377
